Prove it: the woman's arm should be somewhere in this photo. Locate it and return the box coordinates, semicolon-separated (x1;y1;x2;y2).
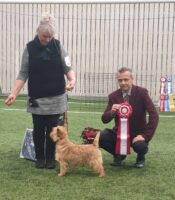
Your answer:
65;70;76;91
5;80;25;105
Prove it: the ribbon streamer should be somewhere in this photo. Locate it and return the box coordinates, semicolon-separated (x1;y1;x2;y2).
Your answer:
115;103;132;155
160;77;166;95
159;94;165;112
166;76;172;94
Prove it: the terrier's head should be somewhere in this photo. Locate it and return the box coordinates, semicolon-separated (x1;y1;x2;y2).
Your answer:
50;126;67;142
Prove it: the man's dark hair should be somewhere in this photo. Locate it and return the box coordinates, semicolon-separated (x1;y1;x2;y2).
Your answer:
118;67;132;74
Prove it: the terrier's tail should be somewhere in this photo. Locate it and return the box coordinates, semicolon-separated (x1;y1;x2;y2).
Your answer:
93;131;100;148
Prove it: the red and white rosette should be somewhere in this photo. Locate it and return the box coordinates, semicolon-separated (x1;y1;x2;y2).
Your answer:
115;103;133;155
160;76;166;95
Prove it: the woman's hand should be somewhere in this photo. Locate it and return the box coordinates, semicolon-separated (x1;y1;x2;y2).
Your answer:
5;94;16;105
66;70;76;92
65;79;76;91
4;80;25;105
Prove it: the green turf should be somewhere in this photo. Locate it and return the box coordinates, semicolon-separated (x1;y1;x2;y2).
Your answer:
0;96;175;200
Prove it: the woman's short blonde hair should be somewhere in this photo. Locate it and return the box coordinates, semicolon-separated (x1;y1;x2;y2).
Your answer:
37;12;55;37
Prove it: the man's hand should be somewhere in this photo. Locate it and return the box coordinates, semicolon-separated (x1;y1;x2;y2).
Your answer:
132;135;145;144
111;104;120;116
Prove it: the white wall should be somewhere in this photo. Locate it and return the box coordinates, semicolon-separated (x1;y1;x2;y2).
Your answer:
0;2;175;101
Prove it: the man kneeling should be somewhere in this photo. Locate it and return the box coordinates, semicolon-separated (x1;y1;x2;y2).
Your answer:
99;67;159;168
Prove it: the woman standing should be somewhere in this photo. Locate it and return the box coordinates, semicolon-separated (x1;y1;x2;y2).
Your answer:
5;13;76;169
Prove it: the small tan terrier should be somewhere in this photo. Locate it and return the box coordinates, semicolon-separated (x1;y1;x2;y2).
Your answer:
50;125;105;177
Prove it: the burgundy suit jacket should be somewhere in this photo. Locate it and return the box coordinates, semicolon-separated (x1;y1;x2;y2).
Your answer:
101;85;159;142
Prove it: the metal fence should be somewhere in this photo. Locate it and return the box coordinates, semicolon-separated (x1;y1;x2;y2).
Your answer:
0;2;175;102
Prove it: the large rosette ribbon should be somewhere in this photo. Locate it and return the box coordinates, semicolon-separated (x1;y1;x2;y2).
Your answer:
115;103;133;155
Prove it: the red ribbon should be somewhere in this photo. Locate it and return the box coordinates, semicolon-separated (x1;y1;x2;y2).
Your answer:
115;103;132;155
159;94;165;112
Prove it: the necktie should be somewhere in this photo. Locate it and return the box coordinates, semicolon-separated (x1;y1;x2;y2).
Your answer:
124;94;129;103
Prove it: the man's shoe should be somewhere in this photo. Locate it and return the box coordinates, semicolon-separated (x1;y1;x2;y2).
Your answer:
46;160;55;169
110;155;126;166
135;155;145;168
35;160;45;169
135;160;145;168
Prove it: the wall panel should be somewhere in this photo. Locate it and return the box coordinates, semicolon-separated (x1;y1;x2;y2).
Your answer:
0;2;175;102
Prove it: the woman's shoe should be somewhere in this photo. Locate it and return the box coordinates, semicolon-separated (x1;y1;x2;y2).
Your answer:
35;160;45;169
45;160;55;169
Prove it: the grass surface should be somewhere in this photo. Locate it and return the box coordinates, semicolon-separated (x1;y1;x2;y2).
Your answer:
0;96;175;200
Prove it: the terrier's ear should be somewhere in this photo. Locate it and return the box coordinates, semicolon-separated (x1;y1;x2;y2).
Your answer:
50;127;59;142
56;126;66;139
